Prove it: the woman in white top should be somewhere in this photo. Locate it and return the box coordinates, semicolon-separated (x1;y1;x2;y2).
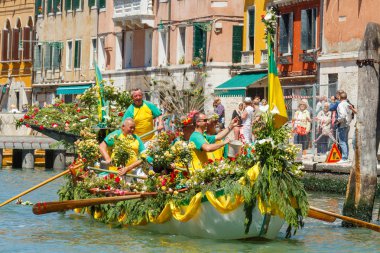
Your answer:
241;97;254;143
315;103;333;154
293;100;311;151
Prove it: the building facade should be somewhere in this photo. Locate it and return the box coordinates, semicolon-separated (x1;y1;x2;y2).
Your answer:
33;0;105;105
0;1;35;112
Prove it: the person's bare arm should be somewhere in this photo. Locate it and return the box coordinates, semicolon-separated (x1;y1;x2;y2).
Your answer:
99;141;112;164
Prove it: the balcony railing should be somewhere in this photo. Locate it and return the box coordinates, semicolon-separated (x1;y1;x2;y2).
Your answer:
260;49;268;65
114;0;154;27
241;51;254;65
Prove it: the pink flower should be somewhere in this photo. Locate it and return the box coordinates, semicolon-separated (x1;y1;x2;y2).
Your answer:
25;124;30;128
34;108;39;113
115;177;121;183
51;123;58;128
39;125;44;130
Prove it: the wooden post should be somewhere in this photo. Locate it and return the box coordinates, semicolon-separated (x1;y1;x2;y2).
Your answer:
342;23;379;224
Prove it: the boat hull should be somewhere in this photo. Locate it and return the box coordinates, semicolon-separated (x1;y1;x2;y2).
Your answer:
134;201;284;240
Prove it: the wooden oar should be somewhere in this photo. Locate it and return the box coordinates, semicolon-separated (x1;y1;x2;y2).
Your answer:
309;206;380;232
33;194;145;215
88;167;147;180
0;169;70;208
140;128;159;139
307;207;336;222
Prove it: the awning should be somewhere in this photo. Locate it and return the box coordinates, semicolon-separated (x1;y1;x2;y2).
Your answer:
214;72;267;97
56;84;92;95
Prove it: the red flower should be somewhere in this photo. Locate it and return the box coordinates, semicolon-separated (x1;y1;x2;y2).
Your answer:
103;176;108;180
170;171;176;183
19;118;23;122
76;108;81;113
207;159;214;164
25;124;30;128
229;157;236;161
24;115;30;119
161;178;167;186
109;173;115;179
82;158;87;163
39;125;44;130
51;123;58;128
115;177;121;183
261;15;265;19
34;108;39;113
118;112;124;117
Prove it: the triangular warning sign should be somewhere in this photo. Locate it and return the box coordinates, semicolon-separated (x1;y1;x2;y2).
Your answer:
326;143;342;163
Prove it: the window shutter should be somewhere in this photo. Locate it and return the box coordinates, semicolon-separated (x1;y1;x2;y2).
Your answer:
279;15;288;54
193;24;202;59
54;0;61;13
289;12;294;53
44;44;52;70
23;27;31;60
232;26;243;63
98;0;106;8
12;29;20;61
73;0;80;10
311;8;317;49
33;45;41;70
52;46;61;69
88;0;95;8
35;0;44;15
65;0;72;11
301;9;309;50
2;30;9;61
47;0;52;14
248;9;255;37
74;40;81;68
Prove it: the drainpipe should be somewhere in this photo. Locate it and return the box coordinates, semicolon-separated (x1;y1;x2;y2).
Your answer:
167;0;171;65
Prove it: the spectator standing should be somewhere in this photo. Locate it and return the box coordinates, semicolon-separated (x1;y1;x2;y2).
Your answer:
231;102;244;140
259;99;269;112
293;100;311;153
336;91;352;163
241;97;254;143
213;98;225;129
315;103;332;154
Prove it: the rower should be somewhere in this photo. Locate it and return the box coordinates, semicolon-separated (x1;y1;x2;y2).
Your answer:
189;113;239;170
205;113;228;160
99;118;146;177
121;88;164;142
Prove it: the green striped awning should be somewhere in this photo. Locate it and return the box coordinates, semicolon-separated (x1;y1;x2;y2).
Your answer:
214;72;267;97
56;84;92;95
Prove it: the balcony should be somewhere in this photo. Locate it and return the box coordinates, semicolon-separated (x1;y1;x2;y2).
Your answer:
241;51;254;65
113;0;154;28
260;49;268;66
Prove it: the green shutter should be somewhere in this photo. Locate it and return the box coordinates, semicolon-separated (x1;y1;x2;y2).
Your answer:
33;45;42;70
44;44;52;70
248;9;255;37
279;14;289;54
74;40;81;68
311;8;317;49
289;12;293;53
88;0;95;7
35;0;44;15
73;0;80;10
54;0;61;13
232;26;243;63
193;23;207;62
98;0;106;8
65;0;72;11
52;46;61;69
47;0;52;13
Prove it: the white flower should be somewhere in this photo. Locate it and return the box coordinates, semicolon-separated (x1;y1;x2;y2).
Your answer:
264;13;273;21
271;106;280;115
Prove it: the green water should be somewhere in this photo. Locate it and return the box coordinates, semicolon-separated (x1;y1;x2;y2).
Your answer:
0;168;379;253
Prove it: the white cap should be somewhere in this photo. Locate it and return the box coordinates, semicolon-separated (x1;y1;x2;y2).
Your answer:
244;97;252;103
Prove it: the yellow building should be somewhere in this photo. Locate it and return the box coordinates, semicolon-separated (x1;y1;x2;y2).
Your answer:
243;0;268;66
0;1;35;112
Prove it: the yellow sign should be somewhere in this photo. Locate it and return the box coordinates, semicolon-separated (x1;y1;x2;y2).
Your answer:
326;143;342;163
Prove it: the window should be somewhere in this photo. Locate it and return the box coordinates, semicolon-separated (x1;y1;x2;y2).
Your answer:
73;0;82;11
248;8;255;51
124;32;133;68
89;0;105;8
279;12;293;55
301;8;317;50
158;31;167;66
74;40;81;69
177;27;186;64
35;0;44;15
2;22;11;61
23;26;33;60
144;30;152;67
52;43;62;70
66;40;72;70
193;24;207;62
232;26;243;63
12;26;22;61
328;73;338;98
65;0;72;11
47;0;62;14
33;44;42;70
115;34;123;70
98;37;106;70
44;44;52;70
90;38;96;69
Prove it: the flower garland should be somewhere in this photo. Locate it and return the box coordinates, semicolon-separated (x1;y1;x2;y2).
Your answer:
261;7;278;42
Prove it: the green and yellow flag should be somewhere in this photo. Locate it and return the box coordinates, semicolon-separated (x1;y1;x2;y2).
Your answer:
94;62;107;126
267;36;288;128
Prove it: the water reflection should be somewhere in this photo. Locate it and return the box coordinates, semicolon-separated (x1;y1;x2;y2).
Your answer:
0;168;379;253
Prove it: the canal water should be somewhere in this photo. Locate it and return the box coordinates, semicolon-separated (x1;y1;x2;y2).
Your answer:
0;168;379;253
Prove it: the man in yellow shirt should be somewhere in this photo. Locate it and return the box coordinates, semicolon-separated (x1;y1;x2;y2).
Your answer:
189;113;239;170
122;88;164;142
99;118;146;176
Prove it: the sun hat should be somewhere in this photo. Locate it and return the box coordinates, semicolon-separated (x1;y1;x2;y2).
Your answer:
244;97;252;103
